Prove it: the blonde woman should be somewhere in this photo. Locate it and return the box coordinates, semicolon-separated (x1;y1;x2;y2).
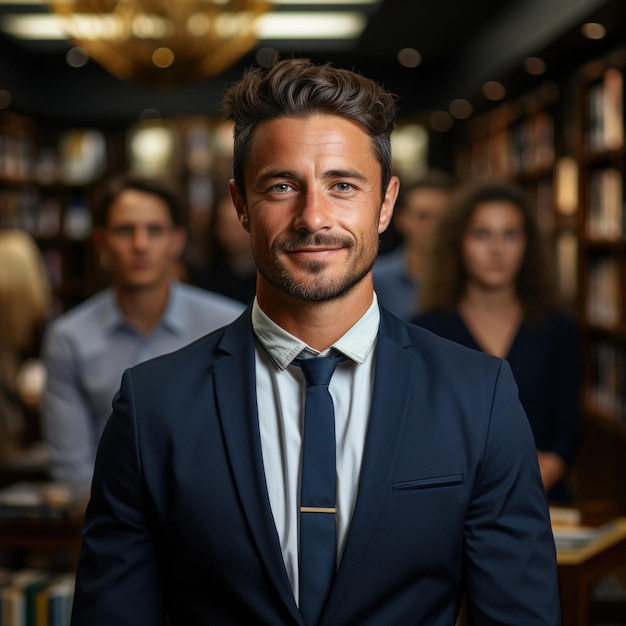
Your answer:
0;229;51;454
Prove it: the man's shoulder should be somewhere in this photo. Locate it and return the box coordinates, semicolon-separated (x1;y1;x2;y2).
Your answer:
372;248;404;278
173;282;246;315
45;290;112;338
384;310;500;373
128;320;240;389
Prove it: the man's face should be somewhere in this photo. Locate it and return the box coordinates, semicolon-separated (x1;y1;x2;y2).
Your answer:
395;186;449;253
95;189;185;291
231;114;398;303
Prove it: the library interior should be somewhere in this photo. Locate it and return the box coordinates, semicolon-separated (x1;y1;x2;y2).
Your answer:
1;0;626;624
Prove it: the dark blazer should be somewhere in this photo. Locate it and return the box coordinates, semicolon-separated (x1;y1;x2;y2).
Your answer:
71;307;560;625
412;309;582;503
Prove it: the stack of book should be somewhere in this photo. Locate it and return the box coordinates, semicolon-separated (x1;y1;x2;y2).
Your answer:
0;568;75;626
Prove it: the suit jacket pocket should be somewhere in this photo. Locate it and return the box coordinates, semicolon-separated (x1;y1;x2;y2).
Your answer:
392;474;463;493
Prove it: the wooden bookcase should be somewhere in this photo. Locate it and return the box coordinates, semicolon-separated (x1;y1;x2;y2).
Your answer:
0;111;127;314
452;45;626;512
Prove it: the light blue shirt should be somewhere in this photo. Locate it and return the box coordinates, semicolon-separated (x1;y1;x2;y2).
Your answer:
42;282;245;485
252;295;379;604
372;248;420;321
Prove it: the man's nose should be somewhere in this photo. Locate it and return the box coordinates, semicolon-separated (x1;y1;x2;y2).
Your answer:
132;227;150;248
293;188;332;232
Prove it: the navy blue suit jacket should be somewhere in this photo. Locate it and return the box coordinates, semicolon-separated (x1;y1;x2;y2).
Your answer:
71;307;560;625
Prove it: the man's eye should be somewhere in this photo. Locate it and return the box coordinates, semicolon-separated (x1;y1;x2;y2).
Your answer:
472;230;489;239
148;226;167;237
114;226;133;237
335;182;353;192
273;183;293;193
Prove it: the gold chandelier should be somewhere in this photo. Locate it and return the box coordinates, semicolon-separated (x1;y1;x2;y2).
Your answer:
48;0;274;89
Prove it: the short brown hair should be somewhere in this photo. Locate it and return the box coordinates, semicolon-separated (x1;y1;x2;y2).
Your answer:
395;169;456;215
222;58;397;201
94;174;184;228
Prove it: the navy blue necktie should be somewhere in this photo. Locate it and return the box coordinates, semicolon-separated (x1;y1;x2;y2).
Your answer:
295;356;342;626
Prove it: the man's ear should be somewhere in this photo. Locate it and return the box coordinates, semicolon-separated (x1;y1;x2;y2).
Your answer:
378;175;400;234
229;179;250;233
171;227;187;259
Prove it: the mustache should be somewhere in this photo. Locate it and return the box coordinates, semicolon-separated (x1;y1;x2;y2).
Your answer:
276;234;353;252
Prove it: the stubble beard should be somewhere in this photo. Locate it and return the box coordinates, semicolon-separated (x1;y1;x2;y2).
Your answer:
255;233;379;302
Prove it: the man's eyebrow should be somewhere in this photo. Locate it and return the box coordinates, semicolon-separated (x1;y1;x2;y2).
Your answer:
256;170;298;183
323;169;368;182
254;168;369;184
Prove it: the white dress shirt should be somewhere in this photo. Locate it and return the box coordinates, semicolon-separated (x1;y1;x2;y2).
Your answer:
251;295;379;604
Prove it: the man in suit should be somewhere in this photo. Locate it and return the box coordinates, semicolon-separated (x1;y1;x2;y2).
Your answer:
71;59;560;625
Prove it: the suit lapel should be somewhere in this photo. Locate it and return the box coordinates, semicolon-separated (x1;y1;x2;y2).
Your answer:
326;311;417;616
213;311;301;621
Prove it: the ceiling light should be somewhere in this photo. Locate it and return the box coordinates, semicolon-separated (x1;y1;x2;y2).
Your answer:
45;0;273;89
1;10;367;41
272;0;378;3
256;12;366;39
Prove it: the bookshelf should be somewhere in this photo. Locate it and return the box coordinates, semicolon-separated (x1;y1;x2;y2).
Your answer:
0;111;126;314
453;43;626;512
577;53;626;434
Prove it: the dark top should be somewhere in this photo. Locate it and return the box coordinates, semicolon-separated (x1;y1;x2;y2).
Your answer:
411;308;583;502
189;263;256;306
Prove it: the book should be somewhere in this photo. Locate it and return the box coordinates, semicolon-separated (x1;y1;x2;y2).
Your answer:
550;501;620;551
0;482;89;522
0;569;48;626
46;574;75;626
552;520;619;551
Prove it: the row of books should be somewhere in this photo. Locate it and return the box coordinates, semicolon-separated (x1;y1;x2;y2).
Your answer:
587;67;624;152
585;256;622;328
0;483;89;523
0;121;107;187
586;339;626;421
586;167;624;240
467;111;555;179
508;111;555;173
0;570;74;626
0;189;92;241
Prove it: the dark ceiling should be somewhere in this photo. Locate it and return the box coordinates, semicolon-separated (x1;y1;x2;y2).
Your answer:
0;0;625;125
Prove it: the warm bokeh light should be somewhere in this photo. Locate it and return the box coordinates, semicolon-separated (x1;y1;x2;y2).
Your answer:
152;47;175;69
429;110;453;132
581;22;606;40
482;80;506;100
523;56;546;75
449;98;473;119
65;46;89;67
397;47;422;68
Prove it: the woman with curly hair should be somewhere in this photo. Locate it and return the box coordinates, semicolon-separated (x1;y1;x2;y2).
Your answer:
413;179;582;502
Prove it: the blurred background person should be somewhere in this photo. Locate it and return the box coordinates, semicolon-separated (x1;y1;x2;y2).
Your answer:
373;169;455;320
187;191;256;305
412;179;582;502
42;175;245;486
0;230;51;459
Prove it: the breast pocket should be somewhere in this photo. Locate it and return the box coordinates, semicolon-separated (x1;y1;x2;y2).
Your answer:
392;474;463;494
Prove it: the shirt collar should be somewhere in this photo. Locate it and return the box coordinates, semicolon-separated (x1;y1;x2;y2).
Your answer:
101;282;183;336
251;293;380;370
